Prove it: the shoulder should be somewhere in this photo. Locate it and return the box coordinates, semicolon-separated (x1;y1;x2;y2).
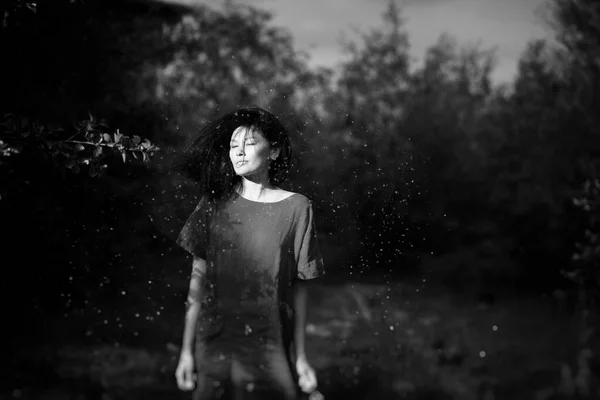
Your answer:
286;192;314;213
271;188;316;212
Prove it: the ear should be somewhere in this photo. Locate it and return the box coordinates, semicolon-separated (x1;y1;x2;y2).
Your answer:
270;147;281;161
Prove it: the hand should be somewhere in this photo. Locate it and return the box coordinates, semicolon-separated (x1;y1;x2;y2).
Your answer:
296;354;318;394
175;351;196;391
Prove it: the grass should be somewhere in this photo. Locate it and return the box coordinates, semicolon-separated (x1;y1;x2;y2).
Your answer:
303;281;579;400
4;274;599;399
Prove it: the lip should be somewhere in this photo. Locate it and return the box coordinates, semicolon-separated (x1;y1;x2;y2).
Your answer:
234;161;246;167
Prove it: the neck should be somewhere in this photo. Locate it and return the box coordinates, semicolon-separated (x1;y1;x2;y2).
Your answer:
238;177;274;201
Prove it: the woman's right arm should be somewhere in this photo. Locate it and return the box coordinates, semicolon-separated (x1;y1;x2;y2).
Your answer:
181;256;207;355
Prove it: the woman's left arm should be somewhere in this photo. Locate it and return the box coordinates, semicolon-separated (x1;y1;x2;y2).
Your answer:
293;278;309;359
293;278;321;395
293;199;324;394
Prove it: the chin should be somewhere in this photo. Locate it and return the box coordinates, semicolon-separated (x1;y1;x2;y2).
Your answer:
234;166;250;175
234;165;268;180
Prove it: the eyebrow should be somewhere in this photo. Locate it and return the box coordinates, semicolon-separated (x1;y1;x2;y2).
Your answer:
230;136;258;144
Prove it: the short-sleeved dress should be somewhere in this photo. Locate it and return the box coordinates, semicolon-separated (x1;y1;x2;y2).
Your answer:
176;192;325;400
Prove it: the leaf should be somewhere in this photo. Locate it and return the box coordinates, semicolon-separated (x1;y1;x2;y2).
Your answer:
48;123;64;133
93;146;103;158
114;131;123;144
75;144;85;152
89;163;99;177
121;151;127;163
120;137;131;148
102;133;112;143
133;135;141;145
26;3;37;14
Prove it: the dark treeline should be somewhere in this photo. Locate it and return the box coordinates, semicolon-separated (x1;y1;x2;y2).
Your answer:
1;0;600;347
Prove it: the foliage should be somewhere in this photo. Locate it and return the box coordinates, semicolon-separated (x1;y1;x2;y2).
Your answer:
1;0;599;294
543;0;600;308
146;1;321;142
570;178;600;308
1;0;598;289
314;2;502;270
316;2;420;270
0;113;159;180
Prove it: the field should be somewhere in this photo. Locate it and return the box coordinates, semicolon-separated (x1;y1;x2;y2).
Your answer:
4;272;597;400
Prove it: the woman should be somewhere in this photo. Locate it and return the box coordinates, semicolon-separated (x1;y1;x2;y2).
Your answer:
174;106;325;399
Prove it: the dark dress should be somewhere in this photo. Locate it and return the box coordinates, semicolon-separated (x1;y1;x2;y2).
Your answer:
177;192;325;400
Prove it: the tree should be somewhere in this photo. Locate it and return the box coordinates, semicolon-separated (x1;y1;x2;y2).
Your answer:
546;0;600;319
328;1;416;269
0;1;162;200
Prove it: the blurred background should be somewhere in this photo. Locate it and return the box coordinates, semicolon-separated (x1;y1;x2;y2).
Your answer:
1;0;599;398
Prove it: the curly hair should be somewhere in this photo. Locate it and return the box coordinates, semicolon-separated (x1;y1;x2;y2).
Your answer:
175;106;292;206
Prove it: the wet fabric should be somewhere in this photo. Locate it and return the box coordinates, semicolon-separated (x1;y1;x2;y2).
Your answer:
177;193;325;400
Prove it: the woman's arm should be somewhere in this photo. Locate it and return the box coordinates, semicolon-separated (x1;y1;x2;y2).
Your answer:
293;279;309;359
181;256;207;355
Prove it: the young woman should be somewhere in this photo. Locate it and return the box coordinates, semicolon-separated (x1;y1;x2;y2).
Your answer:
174;106;325;399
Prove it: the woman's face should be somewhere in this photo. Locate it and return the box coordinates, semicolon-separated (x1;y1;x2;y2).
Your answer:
229;126;279;181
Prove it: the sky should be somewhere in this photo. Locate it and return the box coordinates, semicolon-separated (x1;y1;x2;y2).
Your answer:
162;0;553;84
